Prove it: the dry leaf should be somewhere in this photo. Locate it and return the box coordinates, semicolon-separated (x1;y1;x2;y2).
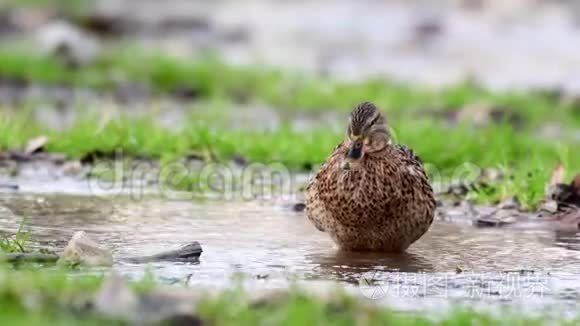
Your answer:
546;161;564;196
24;135;48;155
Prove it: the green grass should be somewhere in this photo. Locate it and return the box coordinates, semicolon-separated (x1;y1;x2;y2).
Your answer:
0;219;29;253
1;109;578;208
0;45;579;207
0;266;575;325
0;266;118;325
0;0;90;17
201;291;566;326
0;46;579;128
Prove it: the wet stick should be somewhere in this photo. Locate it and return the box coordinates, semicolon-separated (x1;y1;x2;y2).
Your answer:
0;253;59;264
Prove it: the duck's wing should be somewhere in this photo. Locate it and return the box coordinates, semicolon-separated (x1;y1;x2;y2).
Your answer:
394;144;423;164
305;141;346;192
393;144;431;179
304;141;346;233
392;144;436;209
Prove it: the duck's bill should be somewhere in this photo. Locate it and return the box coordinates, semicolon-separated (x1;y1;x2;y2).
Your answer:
347;144;363;160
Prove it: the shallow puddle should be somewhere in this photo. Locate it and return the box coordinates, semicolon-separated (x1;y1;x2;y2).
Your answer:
1;191;580;314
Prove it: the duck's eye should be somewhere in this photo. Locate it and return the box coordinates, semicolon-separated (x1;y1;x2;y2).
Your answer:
354;141;362;149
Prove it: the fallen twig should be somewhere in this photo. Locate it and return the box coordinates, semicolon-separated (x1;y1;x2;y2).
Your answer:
0;183;19;190
0;253;59;263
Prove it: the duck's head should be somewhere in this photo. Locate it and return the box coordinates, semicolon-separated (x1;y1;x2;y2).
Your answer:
341;102;391;171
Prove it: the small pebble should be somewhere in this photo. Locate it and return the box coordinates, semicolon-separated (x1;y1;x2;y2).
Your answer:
292;203;306;212
0;183;18;190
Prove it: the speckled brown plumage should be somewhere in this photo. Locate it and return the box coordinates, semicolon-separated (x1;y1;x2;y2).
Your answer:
305;102;435;252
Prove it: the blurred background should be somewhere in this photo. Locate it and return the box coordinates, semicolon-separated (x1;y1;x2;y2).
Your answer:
2;0;580;93
2;0;580;194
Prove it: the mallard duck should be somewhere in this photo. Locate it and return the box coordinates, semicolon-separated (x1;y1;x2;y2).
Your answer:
305;102;435;252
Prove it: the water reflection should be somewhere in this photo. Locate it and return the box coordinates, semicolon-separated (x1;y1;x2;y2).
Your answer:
554;231;580;251
308;251;433;284
2;193;580;311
